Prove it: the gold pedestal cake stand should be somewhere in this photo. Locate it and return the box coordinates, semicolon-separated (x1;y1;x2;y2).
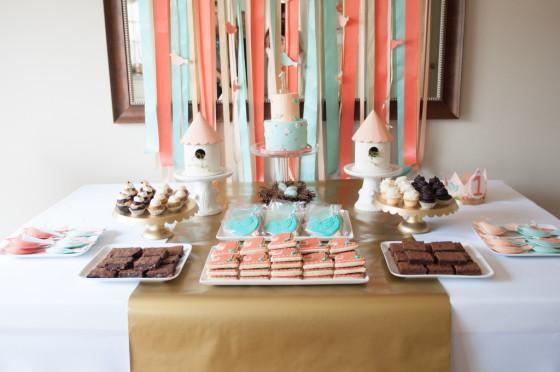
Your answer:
113;199;198;240
374;194;459;234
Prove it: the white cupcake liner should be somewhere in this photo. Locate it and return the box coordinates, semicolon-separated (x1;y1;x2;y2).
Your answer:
129;207;147;216
419;201;436;209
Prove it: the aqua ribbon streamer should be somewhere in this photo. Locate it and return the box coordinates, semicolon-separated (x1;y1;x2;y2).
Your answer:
301;0;317;181
323;0;339;175
237;0;252;182
139;0;159;154
270;0;282;182
178;0;190;166
393;0;406;169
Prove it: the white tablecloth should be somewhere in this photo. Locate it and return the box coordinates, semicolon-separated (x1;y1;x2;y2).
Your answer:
1;181;559;372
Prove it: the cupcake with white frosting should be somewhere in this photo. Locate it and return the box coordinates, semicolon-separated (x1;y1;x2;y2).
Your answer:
161;183;174;197
403;190;419;208
116;192;132;214
124;181;138;198
175;190;188;204
129;196;147;216
154;191;168;205
166;195;182;212
148;199;166;215
385;187;402;206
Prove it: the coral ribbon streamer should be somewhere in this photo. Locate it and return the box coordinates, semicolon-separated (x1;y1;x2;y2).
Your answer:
366;0;375;113
227;0;241;181
323;0;339;176
153;0;173;167
339;0;360;178
138;0;159;154
217;0;232;175
374;0;388;119
197;0;216;126
187;0;198;115
286;0;299;93
249;0;265;182
403;0;419;166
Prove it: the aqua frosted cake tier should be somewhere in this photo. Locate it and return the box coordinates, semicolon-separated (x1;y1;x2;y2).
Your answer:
264;119;308;151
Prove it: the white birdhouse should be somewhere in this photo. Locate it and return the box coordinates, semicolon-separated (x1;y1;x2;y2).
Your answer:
352;110;394;173
180;113;223;176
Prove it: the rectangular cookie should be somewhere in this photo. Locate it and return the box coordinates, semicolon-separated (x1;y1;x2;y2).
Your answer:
133;255;162;271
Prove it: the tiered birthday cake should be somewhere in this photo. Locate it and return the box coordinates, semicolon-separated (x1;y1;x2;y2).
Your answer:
264;92;308;152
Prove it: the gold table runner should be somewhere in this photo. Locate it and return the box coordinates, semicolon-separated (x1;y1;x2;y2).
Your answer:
129;181;450;372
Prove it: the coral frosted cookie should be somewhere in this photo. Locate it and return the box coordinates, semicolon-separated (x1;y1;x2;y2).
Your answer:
216;240;241;253
208;268;238;277
333;273;365;279
303;252;334;269
333;266;366;275
299;238;329;254
328;238;358;254
207;253;239;269
334;251;366;268
240;237;267;255
268;232;297;249
239;268;271;277
271;261;303;269
303;268;334;277
270;268;303;278
269;248;302;262
239;253;270;269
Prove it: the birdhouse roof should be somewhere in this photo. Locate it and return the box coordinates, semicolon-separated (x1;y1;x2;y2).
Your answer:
352;110;394;143
181;113;222;145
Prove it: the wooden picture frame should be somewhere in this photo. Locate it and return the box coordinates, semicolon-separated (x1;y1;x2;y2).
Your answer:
104;0;464;123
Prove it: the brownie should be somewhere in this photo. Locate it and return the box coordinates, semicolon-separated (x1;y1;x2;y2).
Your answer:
405;250;435;265
389;243;404;254
402;241;427;252
87;268;117;278
134;255;162;271
425;243;433;253
426;264;454;275
118;269;145;278
454;262;482;276
392;251;408;263
105;257;134;271
165;245;184;257
108;247;143;259
453;242;466;252
96;257;112;269
397;262;427;275
146;263;176;278
142;247;169;260
434;251;468;265
162;255;180;266
430;241;456;252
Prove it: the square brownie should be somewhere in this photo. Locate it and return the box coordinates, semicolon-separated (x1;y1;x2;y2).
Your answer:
397;262;427;275
389;243;404;254
146;264;176;278
434;251;468;265
142;247;169;260
162;255;180;266
454;262;482;276
96;257;112;269
87;268;117;278
118;269;145;278
426;264;454;275
105;257;134;271
134;255;162;271
453;242;466;252
165;245;184;257
430;241;456;252
392;251;408;263
108;247;142;259
404;250;435;265
402;241;427;252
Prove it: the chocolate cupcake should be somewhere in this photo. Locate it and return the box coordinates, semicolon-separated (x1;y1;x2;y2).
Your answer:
435;186;452;205
124;182;138;198
141;184;155;199
116;192;132;214
129;196;147;216
419;189;436;209
137;190;150;206
414;175;426;184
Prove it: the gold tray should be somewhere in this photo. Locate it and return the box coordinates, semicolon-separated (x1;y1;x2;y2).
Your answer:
373;194;458;234
113;198;198;239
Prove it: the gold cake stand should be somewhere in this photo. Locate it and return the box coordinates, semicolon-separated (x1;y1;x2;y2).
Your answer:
374;194;458;234
113;199;198;240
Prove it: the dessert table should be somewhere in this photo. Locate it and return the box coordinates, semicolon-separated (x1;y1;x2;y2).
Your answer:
1;180;559;372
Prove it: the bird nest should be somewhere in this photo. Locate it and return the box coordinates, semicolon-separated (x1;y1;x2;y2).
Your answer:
257;181;316;205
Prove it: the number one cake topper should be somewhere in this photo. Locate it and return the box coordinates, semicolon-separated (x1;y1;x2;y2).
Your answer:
278;69;288;94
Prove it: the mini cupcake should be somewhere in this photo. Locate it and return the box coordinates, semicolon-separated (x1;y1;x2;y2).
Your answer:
385;187;402;206
116;192;132;214
395;176;409;185
159;183;173;197
414;175;426;184
154;191;168;205
148;199;166;215
137;190;150;206
398;181;414;194
124;182;138;198
380;178;395;189
174;185;189;198
129;196;147;216
141;184;155;199
419;189;437;209
379;183;392;199
403;190;420;208
175;190;188;203
166;195;182;212
435;186;452;205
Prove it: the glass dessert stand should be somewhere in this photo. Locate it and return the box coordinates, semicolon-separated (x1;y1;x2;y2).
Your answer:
174;167;233;216
112;199;198;239
251;143;319;182
343;163;403;212
373;194;459;234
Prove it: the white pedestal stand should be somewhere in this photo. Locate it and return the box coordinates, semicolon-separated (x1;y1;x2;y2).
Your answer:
343;164;402;212
174;167;233;216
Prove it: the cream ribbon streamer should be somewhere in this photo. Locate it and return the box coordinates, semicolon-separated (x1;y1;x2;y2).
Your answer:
217;0;232;178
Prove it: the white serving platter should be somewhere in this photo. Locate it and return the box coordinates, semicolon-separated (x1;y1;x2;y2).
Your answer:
472;224;560;257
381;241;494;279
79;243;192;282
200;246;369;286
216;210;354;241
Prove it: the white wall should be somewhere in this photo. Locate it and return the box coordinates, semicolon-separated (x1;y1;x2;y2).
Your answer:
1;0;559;239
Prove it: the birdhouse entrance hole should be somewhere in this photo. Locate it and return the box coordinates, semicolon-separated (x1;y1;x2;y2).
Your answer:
368;147;380;158
195;149;206;159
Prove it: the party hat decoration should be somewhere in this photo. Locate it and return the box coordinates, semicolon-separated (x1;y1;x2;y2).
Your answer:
443;169;487;205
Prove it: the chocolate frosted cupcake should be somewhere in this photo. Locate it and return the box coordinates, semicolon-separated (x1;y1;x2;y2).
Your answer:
124;182;138;198
419;189;437;209
141;184;155;199
435;186;452;205
414;175;426;184
116;192;132;214
129;196;147;216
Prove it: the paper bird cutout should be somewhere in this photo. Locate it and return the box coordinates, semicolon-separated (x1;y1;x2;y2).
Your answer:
335;71;343;83
170;53;190;66
338;14;349;27
390;39;403;50
232;78;239;92
226;22;237;34
280;52;298;68
336;2;343;13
